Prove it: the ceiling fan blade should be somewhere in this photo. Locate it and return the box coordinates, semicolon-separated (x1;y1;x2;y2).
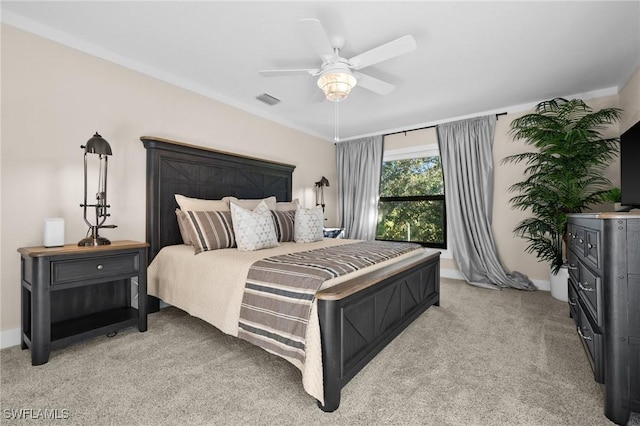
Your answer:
354;72;395;95
299;18;335;61
349;35;417;70
258;68;319;77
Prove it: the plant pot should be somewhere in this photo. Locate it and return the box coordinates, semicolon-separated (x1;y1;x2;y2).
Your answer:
550;265;569;302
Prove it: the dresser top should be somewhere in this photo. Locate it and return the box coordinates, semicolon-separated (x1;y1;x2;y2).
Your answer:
568;211;640;220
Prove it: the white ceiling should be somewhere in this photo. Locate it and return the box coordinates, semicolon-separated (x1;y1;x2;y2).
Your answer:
2;1;639;142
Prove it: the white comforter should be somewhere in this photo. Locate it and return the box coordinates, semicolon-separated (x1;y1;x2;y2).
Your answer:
147;239;428;404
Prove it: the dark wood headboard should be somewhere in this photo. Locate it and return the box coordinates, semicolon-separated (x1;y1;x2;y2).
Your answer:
141;136;296;263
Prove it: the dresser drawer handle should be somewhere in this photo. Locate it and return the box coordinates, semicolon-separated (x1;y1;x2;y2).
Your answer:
587;243;594;249
568;299;577;307
578;282;594;292
579;238;584;244
577;327;592;341
97;264;104;270
568;264;578;271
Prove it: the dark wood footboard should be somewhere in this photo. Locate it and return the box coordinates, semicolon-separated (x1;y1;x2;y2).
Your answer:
316;251;440;412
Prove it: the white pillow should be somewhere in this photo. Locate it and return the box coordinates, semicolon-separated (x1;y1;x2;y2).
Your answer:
230;200;279;251
294;206;324;243
175;194;229;211
224;196;277;211
275;199;300;211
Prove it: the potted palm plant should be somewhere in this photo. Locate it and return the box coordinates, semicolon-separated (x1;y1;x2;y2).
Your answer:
504;98;621;301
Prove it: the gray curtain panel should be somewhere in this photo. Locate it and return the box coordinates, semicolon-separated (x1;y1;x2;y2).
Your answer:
437;116;536;290
336;135;383;240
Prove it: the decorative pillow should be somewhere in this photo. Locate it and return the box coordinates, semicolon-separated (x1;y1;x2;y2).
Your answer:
183;210;236;254
276;199;300;211
224;196;277;211
230;200;279;251
294;206;324;243
271;210;296;242
175;194;229;211
176;209;194;245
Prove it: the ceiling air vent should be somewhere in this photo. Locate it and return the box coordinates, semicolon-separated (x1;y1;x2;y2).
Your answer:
256;93;281;106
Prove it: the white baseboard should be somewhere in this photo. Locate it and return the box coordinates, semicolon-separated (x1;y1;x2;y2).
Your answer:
532;278;550;292
441;268;551;292
440;268;465;280
1;328;21;349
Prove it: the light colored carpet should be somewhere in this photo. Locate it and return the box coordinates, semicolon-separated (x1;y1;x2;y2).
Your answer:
1;278;638;425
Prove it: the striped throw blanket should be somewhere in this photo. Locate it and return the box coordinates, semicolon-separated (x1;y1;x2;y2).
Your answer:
237;241;421;364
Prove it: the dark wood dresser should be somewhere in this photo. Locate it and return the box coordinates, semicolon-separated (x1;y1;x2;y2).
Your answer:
18;240;148;366
567;213;640;425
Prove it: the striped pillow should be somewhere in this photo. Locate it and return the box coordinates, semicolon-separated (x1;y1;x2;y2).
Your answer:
184;210;236;254
271;210;296;242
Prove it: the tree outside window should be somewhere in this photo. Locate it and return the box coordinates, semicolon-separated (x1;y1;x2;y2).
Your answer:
376;154;446;248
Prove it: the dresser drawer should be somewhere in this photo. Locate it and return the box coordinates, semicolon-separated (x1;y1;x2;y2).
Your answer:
583;228;601;269
576;298;604;383
577;263;602;324
568;224;584;254
51;253;140;285
568;280;580;320
568;251;580;283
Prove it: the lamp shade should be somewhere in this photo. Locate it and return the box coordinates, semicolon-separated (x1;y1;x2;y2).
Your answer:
317;69;357;102
83;132;112;155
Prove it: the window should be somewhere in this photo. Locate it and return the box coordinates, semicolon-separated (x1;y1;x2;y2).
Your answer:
376;144;446;248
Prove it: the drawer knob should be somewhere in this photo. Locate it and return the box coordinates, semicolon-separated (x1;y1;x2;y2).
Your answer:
577;327;593;341
587;243;594;249
579;238;584;243
571;234;576;239
578;282;594;292
568;264;578;271
97;264;104;270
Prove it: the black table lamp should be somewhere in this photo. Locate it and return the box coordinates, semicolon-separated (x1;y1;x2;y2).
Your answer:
78;132;117;246
315;176;330;212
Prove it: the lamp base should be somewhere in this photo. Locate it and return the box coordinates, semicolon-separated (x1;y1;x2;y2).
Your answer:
78;236;111;246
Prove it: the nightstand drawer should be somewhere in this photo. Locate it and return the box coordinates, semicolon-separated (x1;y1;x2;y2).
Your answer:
51;253;140;285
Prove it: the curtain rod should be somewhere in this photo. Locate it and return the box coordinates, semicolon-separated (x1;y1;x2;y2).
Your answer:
384;112;507;137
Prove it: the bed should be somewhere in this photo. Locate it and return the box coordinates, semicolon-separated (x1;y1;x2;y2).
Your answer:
142;136;440;411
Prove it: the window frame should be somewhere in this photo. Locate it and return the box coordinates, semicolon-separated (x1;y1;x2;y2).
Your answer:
376;144;447;249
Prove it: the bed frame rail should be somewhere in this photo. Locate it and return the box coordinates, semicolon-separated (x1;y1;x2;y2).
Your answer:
316;251;440;412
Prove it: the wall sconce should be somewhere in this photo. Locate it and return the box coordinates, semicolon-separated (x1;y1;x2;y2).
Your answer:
315;176;330;212
78;132;117;246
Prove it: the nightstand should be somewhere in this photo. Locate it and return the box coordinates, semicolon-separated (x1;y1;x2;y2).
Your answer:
18;240;149;365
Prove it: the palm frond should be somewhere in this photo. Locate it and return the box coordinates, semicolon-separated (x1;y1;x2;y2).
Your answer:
506;97;621;272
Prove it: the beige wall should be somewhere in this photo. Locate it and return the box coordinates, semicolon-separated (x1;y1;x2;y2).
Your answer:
493;94;622;283
3;21;638;340
620;65;640;134
383;81;640;285
0;24;337;336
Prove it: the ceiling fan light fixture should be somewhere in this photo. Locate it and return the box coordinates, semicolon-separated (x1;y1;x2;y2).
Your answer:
317;69;357;102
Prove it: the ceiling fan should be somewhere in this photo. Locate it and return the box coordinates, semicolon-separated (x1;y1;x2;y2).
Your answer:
258;18;417;102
